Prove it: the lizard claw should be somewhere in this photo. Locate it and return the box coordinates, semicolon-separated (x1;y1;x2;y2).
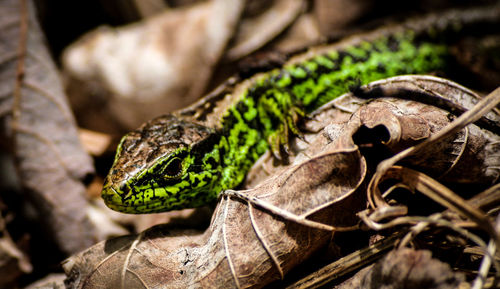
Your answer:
268;104;307;160
258;88;308;161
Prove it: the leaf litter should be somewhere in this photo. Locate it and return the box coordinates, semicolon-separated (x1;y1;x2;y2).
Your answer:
0;0;99;255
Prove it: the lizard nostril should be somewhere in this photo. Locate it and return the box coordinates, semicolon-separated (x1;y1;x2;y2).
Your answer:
118;184;132;198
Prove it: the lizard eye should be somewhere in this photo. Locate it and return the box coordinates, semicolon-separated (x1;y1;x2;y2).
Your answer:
163;157;183;179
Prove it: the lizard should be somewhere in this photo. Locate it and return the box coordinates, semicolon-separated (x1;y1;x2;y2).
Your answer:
101;4;500;213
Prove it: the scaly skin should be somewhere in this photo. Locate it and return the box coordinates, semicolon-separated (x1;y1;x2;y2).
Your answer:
101;5;499;213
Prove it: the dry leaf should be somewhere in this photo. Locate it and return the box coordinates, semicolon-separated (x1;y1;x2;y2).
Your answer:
347;76;500;184
358;82;500;226
63;0;245;131
0;0;97;254
360;248;464;289
225;0;305;61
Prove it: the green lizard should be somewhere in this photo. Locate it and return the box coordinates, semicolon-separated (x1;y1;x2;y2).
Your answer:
102;5;499;213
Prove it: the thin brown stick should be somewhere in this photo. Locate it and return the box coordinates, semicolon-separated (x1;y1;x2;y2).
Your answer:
286;233;402;289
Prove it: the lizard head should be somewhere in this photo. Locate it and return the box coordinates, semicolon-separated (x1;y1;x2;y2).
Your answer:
101;114;222;213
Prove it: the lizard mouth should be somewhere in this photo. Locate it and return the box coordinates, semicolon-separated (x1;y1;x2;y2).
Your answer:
101;186;183;214
101;183;181;214
101;185;145;214
101;185;124;208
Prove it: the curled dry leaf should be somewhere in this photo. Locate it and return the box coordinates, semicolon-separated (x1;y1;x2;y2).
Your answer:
362;82;500;204
345;75;500;184
342;76;500;248
63;0;245;131
355;79;500;236
0;0;97;253
347;77;500;287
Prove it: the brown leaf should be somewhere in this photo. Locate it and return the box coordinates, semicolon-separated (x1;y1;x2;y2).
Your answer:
0;0;97;253
63;0;246;131
225;0;305;61
360;248;464;289
337;76;500;245
348;75;500;184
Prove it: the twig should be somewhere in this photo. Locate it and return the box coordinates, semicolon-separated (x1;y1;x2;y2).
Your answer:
286;233;402;289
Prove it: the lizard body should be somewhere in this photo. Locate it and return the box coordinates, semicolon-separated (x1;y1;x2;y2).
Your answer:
102;5;500;213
